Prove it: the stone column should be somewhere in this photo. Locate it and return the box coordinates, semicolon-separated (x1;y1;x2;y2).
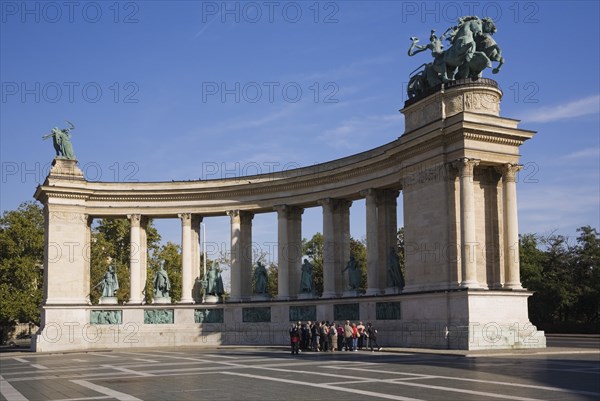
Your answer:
362;189;380;295
500;164;523;289
128;214;143;304
377;190;397;291
179;213;194;303
227;210;242;302
191;215;203;302
320;199;337;298
384;190;400;294
456;158;480;288
288;207;304;298
338;200;352;296
275;205;291;300
240;212;254;300
139;217;148;302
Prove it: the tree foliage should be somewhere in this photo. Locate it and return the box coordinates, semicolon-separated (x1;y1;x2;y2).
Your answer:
0;202;44;338
520;226;600;332
302;233;368;294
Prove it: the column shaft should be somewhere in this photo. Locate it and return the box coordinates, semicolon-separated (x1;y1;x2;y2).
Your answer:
276;206;290;300
288;208;303;298
502;164;523;289
179;213;194;303
363;190;380;295
139;217;148;302
228;210;242;302
457;158;480;288
128;214;143;304
321;199;337;298
240;212;254;299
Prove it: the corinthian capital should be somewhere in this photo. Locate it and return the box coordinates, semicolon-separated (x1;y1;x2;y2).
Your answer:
453;158;480;177
496;163;523;183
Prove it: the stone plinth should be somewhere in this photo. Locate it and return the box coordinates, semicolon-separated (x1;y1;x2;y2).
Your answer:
153;297;171;304
99;297;118;305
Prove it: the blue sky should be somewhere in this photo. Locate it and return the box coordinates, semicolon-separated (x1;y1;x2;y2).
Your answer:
1;0;599;266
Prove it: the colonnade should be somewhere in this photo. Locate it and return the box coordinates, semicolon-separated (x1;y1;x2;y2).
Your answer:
115;159;522;305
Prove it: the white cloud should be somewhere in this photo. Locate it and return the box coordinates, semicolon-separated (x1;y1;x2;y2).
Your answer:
560;147;600;161
318;114;402;149
521;95;600;123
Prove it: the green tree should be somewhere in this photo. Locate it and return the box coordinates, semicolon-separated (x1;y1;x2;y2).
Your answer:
350;237;367;292
302;233;324;296
302;233;368;294
90;218;161;304
267;262;278;297
572;226;600;324
0;202;44;340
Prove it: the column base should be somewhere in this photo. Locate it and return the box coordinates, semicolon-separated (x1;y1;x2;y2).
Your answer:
251;294;270;301
321;291;339;299
127;299;144;305
342;290;360;298
277;295;290;301
460;281;481;289
503;283;524;290
297;293;316;300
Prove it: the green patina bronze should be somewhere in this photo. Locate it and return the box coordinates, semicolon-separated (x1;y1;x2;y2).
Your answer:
42;120;77;160
407;16;504;98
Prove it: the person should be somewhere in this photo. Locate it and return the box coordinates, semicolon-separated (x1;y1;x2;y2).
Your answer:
351;323;359;351
366;322;382;352
299;258;314;294
253;261;268;294
336;324;344;351
329;322;337;352
357;321;366;350
97;265;119;298
344;320;353;351
289;322;301;355
206;263;224;296
153;263;171;298
342;255;361;290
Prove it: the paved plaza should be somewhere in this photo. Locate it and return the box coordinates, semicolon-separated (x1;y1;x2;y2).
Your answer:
1;341;598;401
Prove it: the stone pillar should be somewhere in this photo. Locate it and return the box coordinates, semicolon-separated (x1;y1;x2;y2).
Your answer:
275;205;290;300
139;217;148;302
288;207;303;299
128;214;143;304
179;213;194;303
320;199;337;298
456;158;480;288
338;200;352;295
240;212;254;300
191;215;203;302
228;210;242;302
362;189;380;295
500;164;523;289
384;190;400;294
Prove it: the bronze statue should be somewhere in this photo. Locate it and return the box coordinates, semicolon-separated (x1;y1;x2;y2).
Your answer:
407;16;503;98
42;120;76;160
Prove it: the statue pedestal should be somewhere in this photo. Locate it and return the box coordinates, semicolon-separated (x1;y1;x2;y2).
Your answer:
48;158;85;181
203;295;222;304
251;294;270;301
99;296;118;305
153;297;171;304
297;293;315;300
342;290;360;298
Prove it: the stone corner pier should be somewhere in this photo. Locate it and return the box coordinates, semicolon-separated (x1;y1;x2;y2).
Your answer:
32;80;546;352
